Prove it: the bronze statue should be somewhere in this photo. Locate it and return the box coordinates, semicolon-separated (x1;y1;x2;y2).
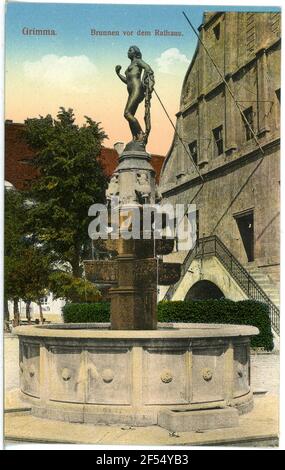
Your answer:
115;46;155;145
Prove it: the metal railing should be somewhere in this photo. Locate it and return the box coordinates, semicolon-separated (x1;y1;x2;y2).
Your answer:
163;235;280;335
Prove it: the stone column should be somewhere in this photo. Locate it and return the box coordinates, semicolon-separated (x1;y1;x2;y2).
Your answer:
225;76;237;154
109;145;158;331
176;115;186;180
198;25;206;95
224;13;238;76
256;49;270;136
255;13;270;52
109;252;157;330
224;14;237;154
198;95;209;167
196;23;210;168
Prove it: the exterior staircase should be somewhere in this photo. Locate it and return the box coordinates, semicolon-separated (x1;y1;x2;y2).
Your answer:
162;235;280;336
246;266;280;309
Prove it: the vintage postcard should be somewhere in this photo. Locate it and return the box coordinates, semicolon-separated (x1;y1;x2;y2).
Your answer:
3;0;281;451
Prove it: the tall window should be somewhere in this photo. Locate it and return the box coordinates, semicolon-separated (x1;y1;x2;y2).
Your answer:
243;107;254;141
188;140;198;165
212;125;224;156
234;210;254;262
276;88;280;103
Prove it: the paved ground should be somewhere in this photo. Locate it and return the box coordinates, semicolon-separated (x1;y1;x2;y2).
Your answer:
4;394;279;448
4;334;280;394
5;334;20;392
250;352;279;395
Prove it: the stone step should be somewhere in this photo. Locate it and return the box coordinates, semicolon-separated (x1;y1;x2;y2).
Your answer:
248;271;279;284
254;288;277;295
248;274;272;281
259;292;279;299
247;268;272;275
255;284;276;290
250;277;273;284
244;268;280;309
163;251;188;264
251;281;277;289
257;289;279;296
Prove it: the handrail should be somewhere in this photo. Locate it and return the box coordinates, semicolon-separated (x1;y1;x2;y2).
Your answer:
162;235;280;335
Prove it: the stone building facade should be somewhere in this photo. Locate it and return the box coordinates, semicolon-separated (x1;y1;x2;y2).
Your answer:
159;12;280;308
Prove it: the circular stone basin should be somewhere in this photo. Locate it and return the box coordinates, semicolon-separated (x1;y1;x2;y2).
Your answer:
14;323;258;427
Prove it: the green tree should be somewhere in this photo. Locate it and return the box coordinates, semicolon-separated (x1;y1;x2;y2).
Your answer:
4;188;27;326
5;246;53;324
24;107;108;277
49;271;101;304
4;188;54;325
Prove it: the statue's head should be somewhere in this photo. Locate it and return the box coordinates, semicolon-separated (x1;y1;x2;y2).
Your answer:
128;46;142;59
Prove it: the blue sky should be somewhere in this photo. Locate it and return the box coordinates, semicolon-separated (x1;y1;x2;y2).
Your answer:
5;2;281;155
6;3;281;61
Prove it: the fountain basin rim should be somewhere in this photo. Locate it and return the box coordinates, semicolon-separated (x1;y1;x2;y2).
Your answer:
14;322;259;339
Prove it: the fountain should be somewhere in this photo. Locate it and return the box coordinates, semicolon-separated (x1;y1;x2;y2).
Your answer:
14;47;258;432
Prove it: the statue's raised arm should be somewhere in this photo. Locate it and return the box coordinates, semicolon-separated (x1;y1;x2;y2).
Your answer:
115;46;155;147
115;65;127;84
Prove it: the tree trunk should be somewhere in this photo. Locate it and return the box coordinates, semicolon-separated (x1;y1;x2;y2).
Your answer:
26;300;31;323
71;247;82;278
38;301;44;324
71;263;82;278
13;298;20;327
4;298;10;332
4;298;9;322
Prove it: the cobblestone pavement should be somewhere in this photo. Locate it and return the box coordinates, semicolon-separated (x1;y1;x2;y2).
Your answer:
4;334;280;394
251;352;279;395
5;335;20;392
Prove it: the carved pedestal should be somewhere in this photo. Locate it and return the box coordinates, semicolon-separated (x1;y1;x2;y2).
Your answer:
84;254;181;330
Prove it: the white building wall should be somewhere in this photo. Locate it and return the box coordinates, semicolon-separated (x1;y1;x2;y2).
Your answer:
8;293;65;322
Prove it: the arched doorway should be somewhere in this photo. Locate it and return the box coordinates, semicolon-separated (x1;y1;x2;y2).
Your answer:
185;280;225;300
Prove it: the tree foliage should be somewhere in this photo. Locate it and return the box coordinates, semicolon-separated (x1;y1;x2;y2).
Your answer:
24;107;108;276
4;188;54;324
49;271;101;303
6;247;53;322
4;108;107;326
4;188;28;325
5;188;27;259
